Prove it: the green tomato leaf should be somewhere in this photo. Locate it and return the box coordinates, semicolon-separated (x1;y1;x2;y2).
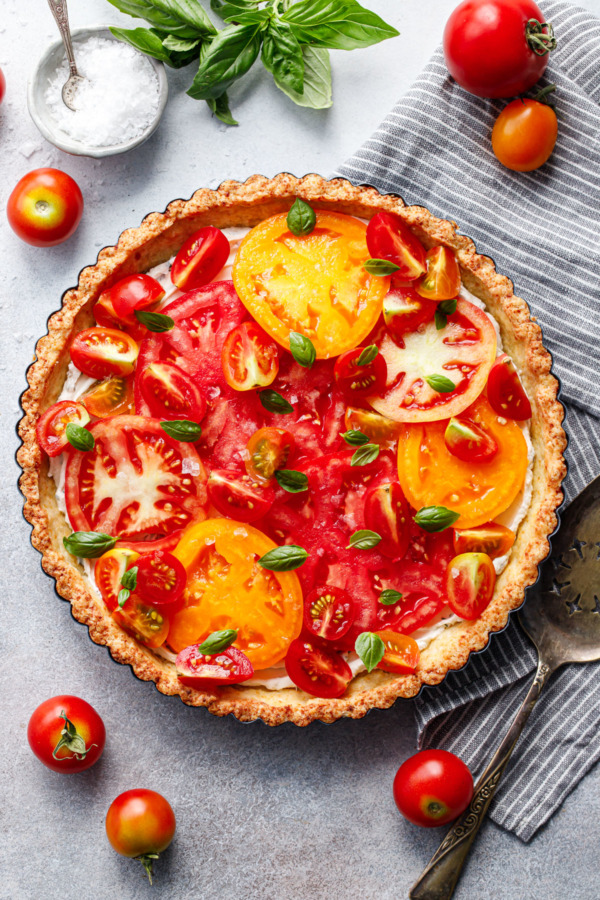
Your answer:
425;374;456;393
273;45;332;109
109;26;173;61
414;506;460;533
259;390;294;414
363;258;401;276
206;90;239;125
274;469;309;493
283;0;399;50
120;566;139;592
262;20;304;95
351;443;379;466
287;198;316;236
355;631;385;672
160;419;202;442
356;344;378;366
379;588;402;606
347;529;381;550
258;544;308;571
341;429;369;446
135;310;175;332
107;0;216;38
187;23;263;100
63;531;117;559
198;628;238;654
65;423;95;452
289;331;316;368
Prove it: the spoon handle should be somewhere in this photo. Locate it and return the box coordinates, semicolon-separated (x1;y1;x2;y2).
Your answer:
409;656;554;900
46;0;78;77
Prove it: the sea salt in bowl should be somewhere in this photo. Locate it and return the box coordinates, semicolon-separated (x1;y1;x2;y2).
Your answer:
28;25;168;158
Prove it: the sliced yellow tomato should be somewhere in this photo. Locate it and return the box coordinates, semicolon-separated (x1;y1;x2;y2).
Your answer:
168;518;303;669
232;211;389;359
397;396;528;528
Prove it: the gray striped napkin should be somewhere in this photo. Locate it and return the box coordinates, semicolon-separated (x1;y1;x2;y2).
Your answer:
335;0;600;841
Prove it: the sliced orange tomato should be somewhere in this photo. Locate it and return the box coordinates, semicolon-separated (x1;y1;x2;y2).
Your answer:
82;376;134;419
232;211;389;359
344;405;403;445
416;246;461;301
375;630;420;674
370;298;497;423
453;523;515;559
397;395;528;528
221;321;279;391
168;518;303;669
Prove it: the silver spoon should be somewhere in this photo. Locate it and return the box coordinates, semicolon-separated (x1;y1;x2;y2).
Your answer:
46;0;84;111
410;472;600;900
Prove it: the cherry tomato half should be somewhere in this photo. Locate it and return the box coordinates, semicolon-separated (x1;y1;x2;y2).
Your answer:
366;212;427;280
222;321;279;391
100;274;165;325
112;597;170;648
383;284;438;339
285;639;352;698
95;547;141;612
70;327;139;379
245;427;295;481
393;749;474;827
416;246;461;301
334;346;387;397
447;552;496;619
444;416;498;462
303;585;355;642
106;789;176;884
453;522;515;559
176;643;254;688
170;226;230;291
82;375;134;419
138;361;207;422
36;400;90;457
7;168;83;247
364;482;410;559
134;550;186;606
208;469;275;522
344;406;403;445
487;353;532;420
27;695;105;773
375;630;420;674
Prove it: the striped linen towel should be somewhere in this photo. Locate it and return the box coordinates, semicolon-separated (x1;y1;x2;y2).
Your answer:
335;0;600;841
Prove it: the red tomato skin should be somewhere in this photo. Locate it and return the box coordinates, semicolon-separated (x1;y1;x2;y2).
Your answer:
285;639;352;698
7;168;83;246
366;212;427;280
487;353;532;419
27;696;105;773
393;749;474;827
176;645;254;687
443;0;551;98
334;347;387;397
104;274;165;324
36;400;90;457
171;226;230;290
106;789;176;858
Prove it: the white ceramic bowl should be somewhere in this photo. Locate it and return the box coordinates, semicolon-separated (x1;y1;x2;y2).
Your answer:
27;25;169;158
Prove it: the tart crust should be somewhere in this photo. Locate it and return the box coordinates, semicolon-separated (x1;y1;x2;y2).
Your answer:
17;173;566;726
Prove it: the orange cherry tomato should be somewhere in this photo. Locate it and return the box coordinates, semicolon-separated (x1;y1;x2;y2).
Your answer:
170;226;230;291
397;395;528;528
344;406;403;445
444;416;498;462
416;246;461;301
232;211;389;358
95;547;141;611
7;168;83;247
446;552;496;619
221;321;279;391
366;211;427;280
70;327;139;379
453;522;515;559
36;400;90;457
492;98;558;172
375;630;420;674
245;427;295;481
82;375;134;419
168;519;303;669
112;597;170;648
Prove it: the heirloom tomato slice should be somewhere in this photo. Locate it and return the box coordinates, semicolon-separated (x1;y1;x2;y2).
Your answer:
284;639;352;698
176;644;253;688
366;211;427;280
221;321;279;390
82;375;134;419
170;226;230;291
138;361;206;422
334;346;387;397
36;400;90;457
71;327;139;380
487;353;532;420
344;406;403;446
245;427;295;481
100;274;164;324
207;469;275;523
397;395;528;528
232;211;388;358
383;284;438;339
370;298;497;423
168;518;303;669
65;415;208;540
95;547;141;611
135;550;186;606
446;552;496;619
453;522;515;559
375;630;420;674
416;246;461;301
303;585;355;642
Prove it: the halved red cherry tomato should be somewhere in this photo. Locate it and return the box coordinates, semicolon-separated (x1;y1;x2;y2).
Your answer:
134;550;186;606
344;406;403;445
36;400;90;457
447;552;496;619
245;427;295;481
170;226;230;291
284;638;352;698
100;274;165;325
70;327;139;380
208;469;275;522
453;522;515;559
82;376;134;419
303;585;355;642
222;321;279;391
393;749;473;827
95;547;141;611
176;643;254;688
366;212;427;280
393;588;444;634
94;292;121;329
383;284;438;338
375;630;420;674
334;346;387;397
7;168;83;247
113;597;170;648
487;353;532;420
364;482;410;559
416;246;461;301
28;695;105;774
444;416;498;462
138;361;207;422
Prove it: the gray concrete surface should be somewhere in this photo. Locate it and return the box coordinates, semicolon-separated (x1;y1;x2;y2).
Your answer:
2;1;600;898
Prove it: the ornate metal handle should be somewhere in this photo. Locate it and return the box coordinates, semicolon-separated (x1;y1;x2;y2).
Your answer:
46;0;78;77
409;657;554;900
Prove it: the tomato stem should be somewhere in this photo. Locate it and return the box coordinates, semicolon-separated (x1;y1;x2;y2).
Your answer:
137;853;159;884
533;83;557;105
525;19;557;56
52;710;96;762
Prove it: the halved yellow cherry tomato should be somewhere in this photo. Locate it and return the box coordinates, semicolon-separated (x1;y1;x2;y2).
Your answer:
416;246;461;301
375;630;420;674
245;427;295;481
344;406;403;445
453;523;515;559
446;553;496;619
397;395;528;528
82;376;134;419
113;598;170;648
232;211;389;359
168;518;303;669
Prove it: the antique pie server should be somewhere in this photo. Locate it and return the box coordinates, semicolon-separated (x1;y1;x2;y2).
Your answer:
410;472;600;900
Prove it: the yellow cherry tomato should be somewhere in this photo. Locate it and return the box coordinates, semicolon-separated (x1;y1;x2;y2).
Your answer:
492;98;558;172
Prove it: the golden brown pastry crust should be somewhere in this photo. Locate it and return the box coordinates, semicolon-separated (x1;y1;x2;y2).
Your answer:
17;173;566;726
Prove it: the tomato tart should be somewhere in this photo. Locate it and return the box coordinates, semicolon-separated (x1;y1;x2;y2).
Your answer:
18;174;566;726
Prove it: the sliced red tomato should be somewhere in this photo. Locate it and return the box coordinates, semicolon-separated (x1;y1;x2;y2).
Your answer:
334;346;387;397
112;598;170;648
444;416;498;462
284;639;352;698
208;469;275;523
375;630;420;674
416;246;461;301
383;284;438;339
176;643;253;688
366;212;427;280
65;415;208;540
138;361;206;422
245;427;295;481
364;482;410;559
70;328;139;380
95;547;141;612
82;376;134;419
36;400;90;457
453;523;515;559
393;589;445;635
100;274;165;325
370;298;497;423
487;353;532;420
170;226;230;291
134;550;186;606
447;552;496;619
303;585;355;642
222;321;279;391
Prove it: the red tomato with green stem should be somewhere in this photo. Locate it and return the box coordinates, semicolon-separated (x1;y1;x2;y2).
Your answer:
393;749;474;827
106;789;176;884
7;168;83;246
170;226;230;290
70;327;139;379
366;212;427;280
492;90;558;172
27;695;105;773
36;400;90;457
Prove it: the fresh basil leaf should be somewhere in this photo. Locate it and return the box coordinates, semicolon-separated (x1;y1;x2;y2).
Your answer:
341;429;369;446
356;344;378;366
187;23;263;100
435;308;447;331
63;531;117;559
160;419;202;442
110;26;173;61
206;90;238;125
262;20;304;95
117;588;130;608
274;469;309;493
355;631;385;672
274;45;332;109
414;506;460;533
198;628;238;654
258;544;308;571
379;588;402;606
363;258;401;276
135;310;175;332
287;198;316;236
221;8;270;25
289;331;316;368
283;0;399;51
65;423;95;452
351;443;379;466
162;33;202;52
107;0;216;38
259;389;293;414
121;566;138;592
425;374;456;393
347;529;381;550
435;297;458;331
211;0;258;16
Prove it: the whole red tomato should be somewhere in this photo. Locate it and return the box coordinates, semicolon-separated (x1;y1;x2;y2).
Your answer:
443;0;557;98
106;789;176;883
7;168;83;246
27;695;105;773
393;749;473;827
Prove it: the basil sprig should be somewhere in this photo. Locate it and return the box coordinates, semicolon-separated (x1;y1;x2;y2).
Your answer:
414;506;460;533
363;258;401;276
274;469;309;493
63;531;117;559
198;629;238;655
118;566;138;607
259;389;293;414
287;198;316;236
379;589;402;606
351;443;379;467
425;374;456;394
289;331;316;368
435;297;458;330
135;310;175;332
259;544;308;571
355;632;385;672
347;529;381;550
342;429;369;446
117;589;130;608
160;420;202;442
65;423;95;452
